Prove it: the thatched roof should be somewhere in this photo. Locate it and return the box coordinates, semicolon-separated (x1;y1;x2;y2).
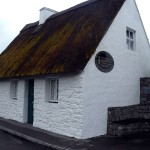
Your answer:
0;0;125;78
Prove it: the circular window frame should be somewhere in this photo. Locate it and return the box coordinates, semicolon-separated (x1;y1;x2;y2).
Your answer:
95;51;114;73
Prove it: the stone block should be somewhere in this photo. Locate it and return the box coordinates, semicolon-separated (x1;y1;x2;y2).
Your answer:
143;113;150;119
107;128;113;135
131;112;139;118
141;87;150;94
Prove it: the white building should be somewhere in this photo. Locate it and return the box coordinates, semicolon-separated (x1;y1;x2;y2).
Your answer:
0;0;150;139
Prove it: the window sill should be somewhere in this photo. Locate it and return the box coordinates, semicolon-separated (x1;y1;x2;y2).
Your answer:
48;101;58;103
126;48;136;52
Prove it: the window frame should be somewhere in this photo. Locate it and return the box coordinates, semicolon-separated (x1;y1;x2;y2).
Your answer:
46;78;59;103
10;80;18;99
126;27;136;51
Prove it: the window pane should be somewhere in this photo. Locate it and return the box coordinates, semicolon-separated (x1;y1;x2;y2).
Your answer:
126;28;135;50
50;80;55;100
130;41;134;50
126;39;129;49
49;79;58;102
126;30;129;37
13;81;17;98
130;31;133;39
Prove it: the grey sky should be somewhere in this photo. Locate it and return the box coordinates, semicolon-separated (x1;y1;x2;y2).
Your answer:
0;0;149;53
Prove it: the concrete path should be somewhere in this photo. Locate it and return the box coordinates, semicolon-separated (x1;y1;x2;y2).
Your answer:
0;117;150;150
0;130;51;150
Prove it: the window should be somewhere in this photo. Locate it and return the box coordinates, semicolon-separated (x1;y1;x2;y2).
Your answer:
46;79;58;103
126;28;136;50
11;80;18;99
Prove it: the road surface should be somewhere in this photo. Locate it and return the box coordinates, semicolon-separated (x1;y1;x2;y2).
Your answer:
0;130;54;150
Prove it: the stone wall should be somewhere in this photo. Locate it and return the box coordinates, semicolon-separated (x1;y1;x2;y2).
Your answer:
108;104;150;136
0;75;84;139
107;78;150;136
33;74;84;139
0;80;25;122
140;78;150;104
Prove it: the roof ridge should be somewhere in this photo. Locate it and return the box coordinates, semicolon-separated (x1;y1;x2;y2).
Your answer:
46;0;98;22
21;21;39;32
20;0;98;32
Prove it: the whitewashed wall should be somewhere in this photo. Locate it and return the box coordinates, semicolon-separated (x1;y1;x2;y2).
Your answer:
33;74;84;138
0;80;25;122
82;0;150;139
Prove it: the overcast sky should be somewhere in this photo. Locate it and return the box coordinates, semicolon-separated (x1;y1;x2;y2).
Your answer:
0;0;149;53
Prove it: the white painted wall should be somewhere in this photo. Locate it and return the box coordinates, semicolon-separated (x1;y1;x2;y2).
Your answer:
33;74;84;138
82;0;150;139
0;76;84;139
0;80;25;122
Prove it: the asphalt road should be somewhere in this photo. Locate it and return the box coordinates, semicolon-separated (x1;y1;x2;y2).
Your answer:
0;130;54;150
70;134;150;150
1;129;150;150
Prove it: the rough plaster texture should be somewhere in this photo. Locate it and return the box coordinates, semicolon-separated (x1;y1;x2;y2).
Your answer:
0;80;25;122
82;0;150;139
33;74;84;138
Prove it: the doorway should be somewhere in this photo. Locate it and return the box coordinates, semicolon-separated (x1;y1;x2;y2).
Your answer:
27;79;34;124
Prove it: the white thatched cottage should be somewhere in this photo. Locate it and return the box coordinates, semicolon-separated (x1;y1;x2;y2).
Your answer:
0;0;150;139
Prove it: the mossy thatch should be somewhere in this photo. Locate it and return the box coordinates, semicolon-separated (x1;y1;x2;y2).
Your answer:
0;0;125;78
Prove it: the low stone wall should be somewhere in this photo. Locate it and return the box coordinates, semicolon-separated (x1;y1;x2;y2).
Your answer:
107;104;150;136
108;105;150;122
108;121;150;136
107;78;150;136
140;78;150;104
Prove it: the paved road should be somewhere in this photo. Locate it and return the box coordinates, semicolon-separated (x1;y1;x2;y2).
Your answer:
1;129;150;150
0;130;54;150
70;134;150;150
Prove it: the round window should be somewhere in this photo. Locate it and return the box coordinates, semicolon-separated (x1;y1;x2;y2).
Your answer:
95;51;114;73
